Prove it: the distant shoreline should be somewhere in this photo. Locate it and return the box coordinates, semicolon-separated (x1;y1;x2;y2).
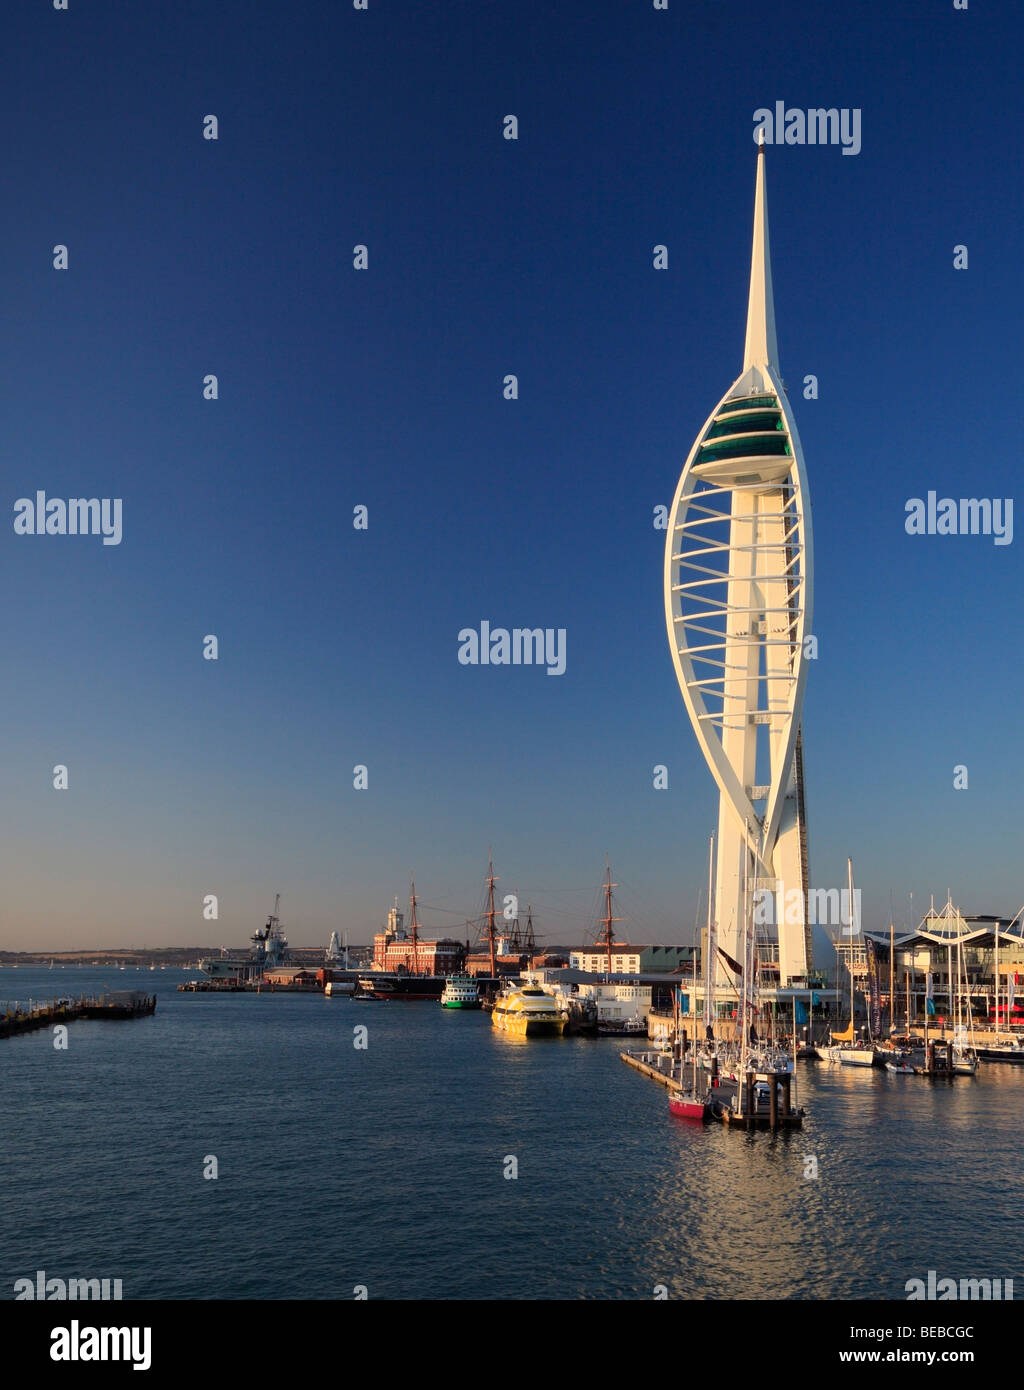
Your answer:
0;947;356;967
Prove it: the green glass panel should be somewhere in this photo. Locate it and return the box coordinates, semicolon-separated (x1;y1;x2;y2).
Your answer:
716;395;777;415
697;435;791;463
704;412;784;440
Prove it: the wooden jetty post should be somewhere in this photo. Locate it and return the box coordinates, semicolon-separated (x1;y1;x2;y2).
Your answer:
782;1072;793;1121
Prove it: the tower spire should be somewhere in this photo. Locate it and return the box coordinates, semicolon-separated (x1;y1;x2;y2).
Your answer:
742;133;779;374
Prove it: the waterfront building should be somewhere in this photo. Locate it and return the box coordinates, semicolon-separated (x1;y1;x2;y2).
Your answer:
570;944;642;973
664;137;813;988
863;907;1024;1026
568;944;696;974
639;944;697;973
371;899;464;976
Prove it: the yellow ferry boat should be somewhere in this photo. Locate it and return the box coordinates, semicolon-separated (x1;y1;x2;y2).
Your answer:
490;985;567;1037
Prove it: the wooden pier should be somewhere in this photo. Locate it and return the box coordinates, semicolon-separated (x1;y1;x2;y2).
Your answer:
0;992;156;1040
177;979;322;992
621;1049;677;1088
622;1049;804;1130
713;1070;803;1130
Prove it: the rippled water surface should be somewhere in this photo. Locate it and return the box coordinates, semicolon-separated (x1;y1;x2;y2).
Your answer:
2;968;1019;1300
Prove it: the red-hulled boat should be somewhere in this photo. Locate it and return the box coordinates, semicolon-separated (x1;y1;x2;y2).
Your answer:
669;1090;710;1122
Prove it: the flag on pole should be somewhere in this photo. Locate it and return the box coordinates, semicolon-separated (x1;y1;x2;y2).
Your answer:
717;946;744;977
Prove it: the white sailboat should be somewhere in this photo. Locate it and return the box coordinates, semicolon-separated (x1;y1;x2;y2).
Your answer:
669;834;714;1121
834;859;876;1066
950;905;979;1074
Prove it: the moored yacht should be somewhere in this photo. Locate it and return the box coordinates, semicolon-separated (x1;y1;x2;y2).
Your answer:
836;1045;877;1067
491;984;567;1037
669;1088;710;1122
977;1038;1024;1063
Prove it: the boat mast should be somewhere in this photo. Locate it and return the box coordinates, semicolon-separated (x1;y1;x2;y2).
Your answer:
947;896;954;1033
995;918;1000;1035
889;917;895;1035
409;876;420;977
485;851;498;978
905;962;910;1033
738;826;751;1114
847;858;855;1035
951;900;958;1040
703;834;715;1041
524;903;536;955
600;858;622;976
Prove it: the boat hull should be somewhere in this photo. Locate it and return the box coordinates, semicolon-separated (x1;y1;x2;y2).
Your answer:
491;1011;566;1037
838;1048;877;1067
441;1000;482;1010
669;1094;709;1122
977;1046;1024;1063
357;975;446;1000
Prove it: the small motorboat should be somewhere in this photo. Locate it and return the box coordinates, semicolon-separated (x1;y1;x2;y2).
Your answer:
885;1057;916;1074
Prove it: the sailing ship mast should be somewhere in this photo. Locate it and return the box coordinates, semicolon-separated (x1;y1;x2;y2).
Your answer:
484;852;498;977
408;877;420;976
599;859;623;975
523;904;537;955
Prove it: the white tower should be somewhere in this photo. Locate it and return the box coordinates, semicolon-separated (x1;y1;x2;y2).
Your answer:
664;138;813;987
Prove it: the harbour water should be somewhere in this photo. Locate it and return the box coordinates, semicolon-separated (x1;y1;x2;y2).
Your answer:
2;967;1019;1301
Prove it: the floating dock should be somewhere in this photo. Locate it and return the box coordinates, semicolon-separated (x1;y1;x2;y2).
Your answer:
712;1070;803;1130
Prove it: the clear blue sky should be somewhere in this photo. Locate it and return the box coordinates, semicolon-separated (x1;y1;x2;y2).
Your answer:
2;0;1021;950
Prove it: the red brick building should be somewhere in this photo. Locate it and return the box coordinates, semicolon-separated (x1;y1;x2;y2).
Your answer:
372;899;464;974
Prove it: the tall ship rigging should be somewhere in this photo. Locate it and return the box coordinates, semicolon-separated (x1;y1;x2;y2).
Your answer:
356;881;465;999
